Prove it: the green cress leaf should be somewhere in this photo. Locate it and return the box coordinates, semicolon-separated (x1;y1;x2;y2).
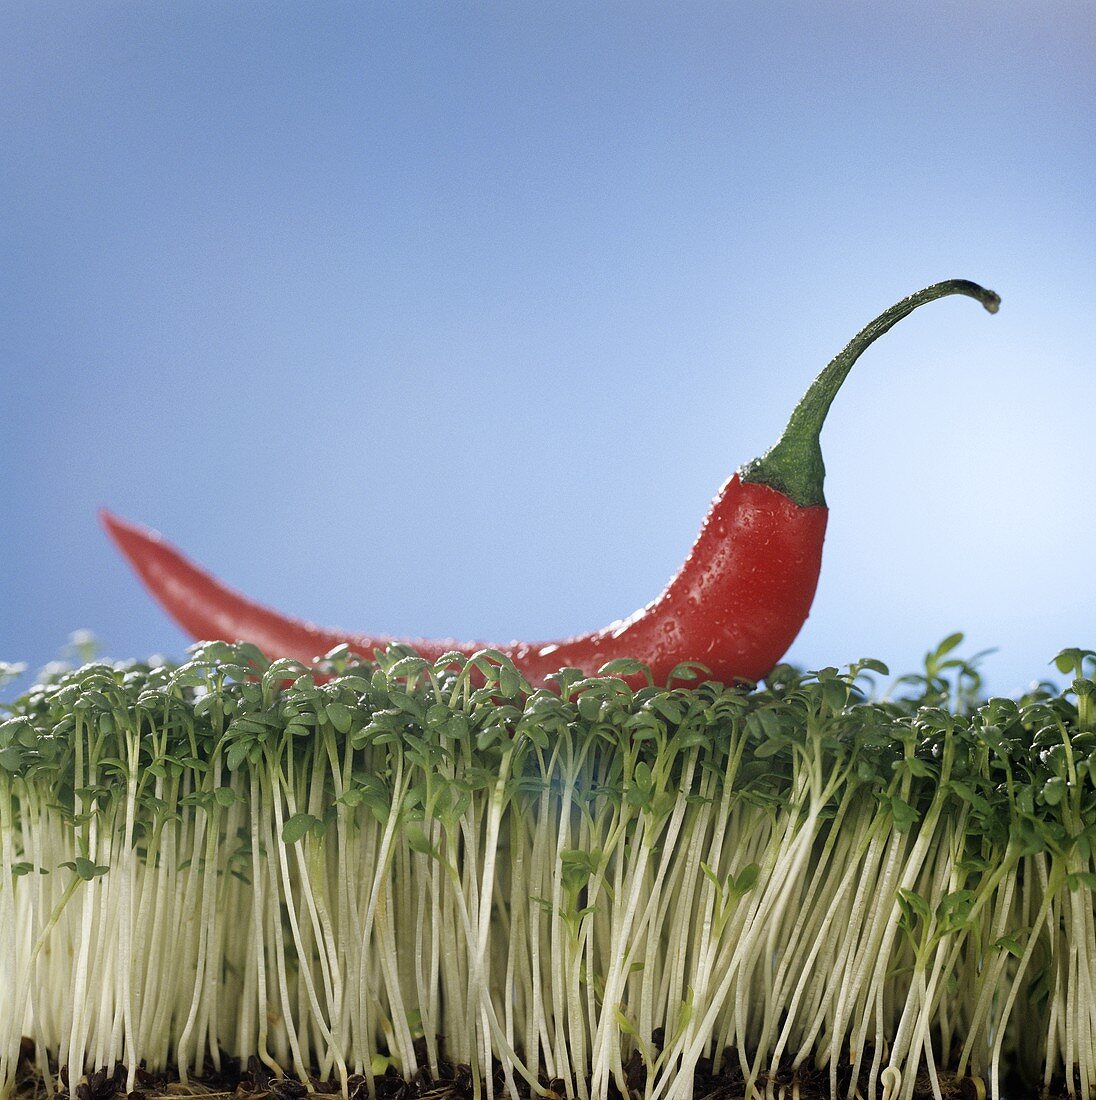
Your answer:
60;858;110;881
425;703;450;729
752;739;784;760
0;746;24;772
559;851;591;893
890;796;919;833
498;663;526;699
993;932;1026;958
598;658;650;679
613;1007;640;1039
931;633;965;665
388;690;426;724
625;711;664;742
324;701;354;734
225;739;254;772
0;717;30;748
1041;776;1067;806
432;651;467;673
389;655;429;680
651;693;688;724
544;666;585;695
673;726;713;751
699;862;723;893
817;677;848;712
598;660;642;677
633;762;654;794
897;888;931;930
403;822;439;860
731;863;760;897
282;813;321;844
262;659;308;695
935;890;975;933
576;693;602;723
667;661;710;686
444;714;470;740
1054;648;1093;676
647;791;678;821
902;757;934;779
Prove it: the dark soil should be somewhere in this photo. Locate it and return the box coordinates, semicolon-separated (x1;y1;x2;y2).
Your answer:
10;1035;1044;1099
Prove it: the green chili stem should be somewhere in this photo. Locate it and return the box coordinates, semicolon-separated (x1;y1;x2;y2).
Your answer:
740;279;1000;507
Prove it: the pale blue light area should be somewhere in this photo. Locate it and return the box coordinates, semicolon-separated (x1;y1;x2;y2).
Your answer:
3;2;1094;697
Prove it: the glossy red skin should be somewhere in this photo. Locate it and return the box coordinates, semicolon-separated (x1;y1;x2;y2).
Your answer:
101;474;827;687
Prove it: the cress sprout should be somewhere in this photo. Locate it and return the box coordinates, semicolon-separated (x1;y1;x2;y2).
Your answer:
1;640;1094;1100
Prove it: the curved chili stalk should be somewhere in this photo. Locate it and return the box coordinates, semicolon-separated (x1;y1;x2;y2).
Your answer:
739;279;999;506
102;280;999;685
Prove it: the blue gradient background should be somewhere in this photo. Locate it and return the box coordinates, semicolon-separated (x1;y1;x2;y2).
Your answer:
3;3;1094;696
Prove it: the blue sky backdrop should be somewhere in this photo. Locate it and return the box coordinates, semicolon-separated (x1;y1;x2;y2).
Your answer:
3;2;1094;696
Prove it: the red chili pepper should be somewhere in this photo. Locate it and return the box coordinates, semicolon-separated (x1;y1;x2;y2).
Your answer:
102;280;998;686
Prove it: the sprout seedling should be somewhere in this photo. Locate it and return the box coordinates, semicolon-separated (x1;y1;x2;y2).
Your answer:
1;640;1094;1100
